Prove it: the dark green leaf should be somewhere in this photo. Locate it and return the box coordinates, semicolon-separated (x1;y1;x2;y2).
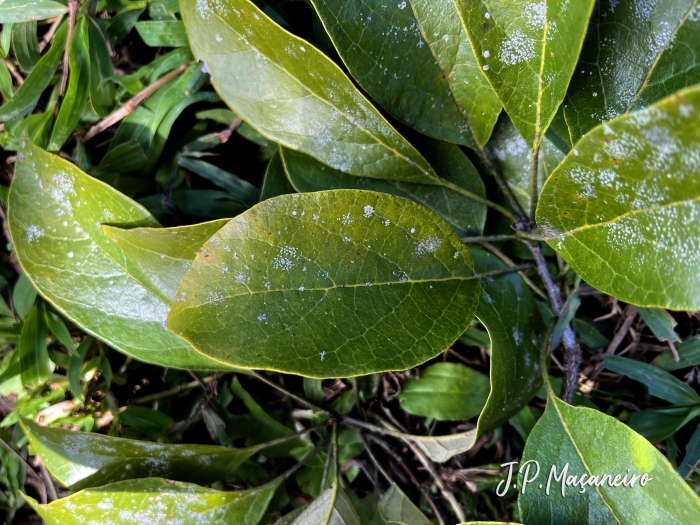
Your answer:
139;189;249;220
87;17;116;117
177;157;259;205
44;310;75;351
20;417;263;490
19;302;50;386
518;394;700;523
399;362;490;421
604;355;700;406
564;0;700;143
0;21;66;122
279;139;487;236
12;273;37;319
637;307;680;342
9;142;236;370
550;291;580;350
537;85;700;309
12;22;40;72
26;477;280;525
572;318;609;350
167;190;481;377
655;336;700;371
628;406;700;444
379;483;432;525
310;0;501;148
459;0;595;147
180;0;439;184
290;487;359;525
679;423;700;479
260;150;296;201
0;0;68;23
135;21;189;47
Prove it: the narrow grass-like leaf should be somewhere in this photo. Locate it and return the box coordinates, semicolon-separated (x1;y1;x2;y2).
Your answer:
167;190;480;377
0;0;68;23
180;0;439;184
135;20;189;47
655;336;700;371
637;307;680;342
18;302;50;387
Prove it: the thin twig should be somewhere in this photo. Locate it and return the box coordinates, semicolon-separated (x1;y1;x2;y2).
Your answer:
37;461;58;502
82;64;190;142
38;15;64;52
475;147;528;221
60;0;79;97
133;376;216;404
319;437;333;491
1;59;24;87
462;234;519;244
359;433;393;485
606;305;637;355
248;370;333;417
529;145;540;224
481;242;548;301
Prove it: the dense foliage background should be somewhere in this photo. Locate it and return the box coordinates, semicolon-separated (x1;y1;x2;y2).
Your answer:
1;0;700;523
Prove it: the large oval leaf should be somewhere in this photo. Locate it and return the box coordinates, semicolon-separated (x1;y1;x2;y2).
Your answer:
279;140;487;236
459;0;595;147
536;85;700;309
180;0;437;185
25;477;280;525
564;0;700;143
20;417;261;490
291;487;359;525
310;0;501;148
8;142;233;370
167;190;481;377
518;394;700;524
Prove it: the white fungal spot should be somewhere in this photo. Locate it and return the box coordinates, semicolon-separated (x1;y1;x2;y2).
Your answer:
499;30;536;65
273;246;298;270
483;50;490;58
257;313;267;321
398;1;406;9
26;225;44;242
363;205;374;218
67;252;74;258
483;64;490;70
415;234;442;255
299;286;305;291
485;12;491;19
320;351;326;361
523;2;546;30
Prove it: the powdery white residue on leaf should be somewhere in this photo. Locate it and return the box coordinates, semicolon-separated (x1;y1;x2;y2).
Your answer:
363;205;374;218
415;234;442;255
499;30;536;65
272;246;299;270
523;2;546;30
26;225;44;242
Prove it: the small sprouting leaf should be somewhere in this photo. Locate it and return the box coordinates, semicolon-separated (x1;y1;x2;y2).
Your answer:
8;142;235;371
518;394;700;523
409;431;476;463
486;116;565;216
167;190;480;377
459;0;595;147
291;487;360;525
655;336;700;371
19;302;50;387
310;0;501;148
637;307;680;342
0;0;67;24
604;355;700;406
103;220;229;303
180;0;439;184
536;85;700;309
25;477;280;525
399;363;490;421
378;484;431;525
48;17;90;152
471;248;543;434
279;141;487;236
564;0;700;143
20;417;263;490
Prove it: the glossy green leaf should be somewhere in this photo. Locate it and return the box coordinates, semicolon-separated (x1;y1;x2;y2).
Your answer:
25;477;280;525
0;22;66;122
485;115;565;216
637;307;680;342
167;190;480;377
44;310;75;351
12;272;37;319
379;484;431;525
177;157;259;206
564;0;700;143
459;0;595;147
604;355;700;406
20;417;263;490
12;22;40;72
0;60;13;101
678;423;700;479
310;0;501;148
629;406;700;444
48;16;90;152
408;430;477;463
399;362;490;421
471;248;543;434
536;85;700;310
18;302;50;386
8;141;235;370
260;151;295;201
135;21;188;47
291;487;359;525
279;139;487;236
655;336;700;371
180;0;438;184
140;189;248;221
518;394;700;524
0;0;67;23
102;220;229;303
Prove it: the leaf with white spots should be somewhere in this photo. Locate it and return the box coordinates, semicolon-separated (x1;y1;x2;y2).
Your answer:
180;0;438;184
20;417;264;491
167;190;481;377
536;85;700;310
25;477;280;525
564;0;700;144
518;393;700;523
459;0;595;148
309;0;501;148
8;142;235;371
